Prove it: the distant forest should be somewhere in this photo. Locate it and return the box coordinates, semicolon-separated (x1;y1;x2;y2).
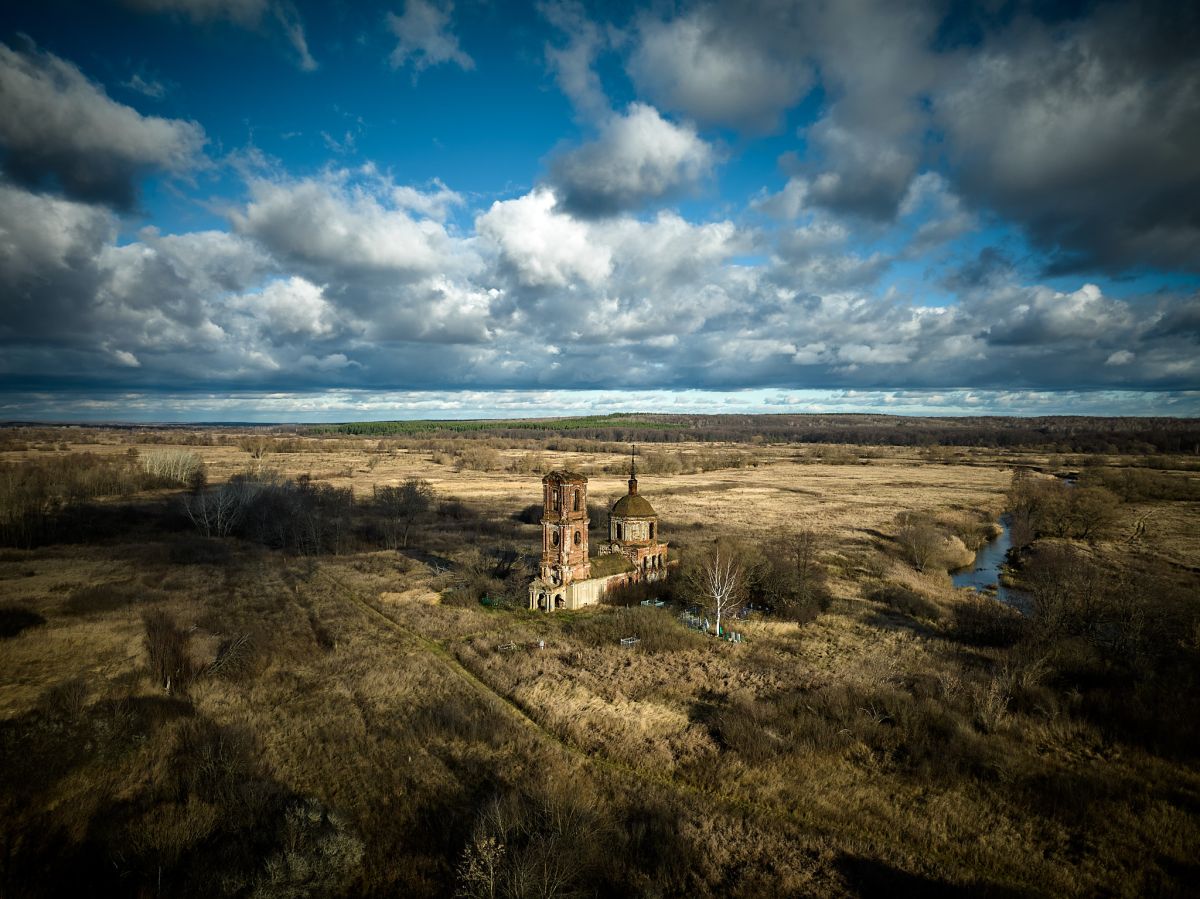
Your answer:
306;413;1200;454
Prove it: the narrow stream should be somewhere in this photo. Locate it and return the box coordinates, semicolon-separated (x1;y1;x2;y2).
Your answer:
951;515;1032;613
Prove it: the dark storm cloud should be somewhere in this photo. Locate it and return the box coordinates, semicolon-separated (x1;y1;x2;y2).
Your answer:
628;0;1200;270
1147;294;1200;341
936;1;1200;274
0;181;114;343
0;43;205;210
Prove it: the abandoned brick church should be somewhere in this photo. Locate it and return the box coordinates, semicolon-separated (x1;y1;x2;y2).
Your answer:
527;454;669;611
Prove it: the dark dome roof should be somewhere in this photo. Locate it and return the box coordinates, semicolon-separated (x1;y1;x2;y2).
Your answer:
611;493;657;518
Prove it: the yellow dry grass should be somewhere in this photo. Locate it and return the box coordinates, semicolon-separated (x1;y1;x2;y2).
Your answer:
1;431;1197;896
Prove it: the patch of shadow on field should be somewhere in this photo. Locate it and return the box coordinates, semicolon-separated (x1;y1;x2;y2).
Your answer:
864;610;940;640
0;605;46;637
835;855;1027;898
400;548;455;571
853;526;892;542
61;580;165;616
777;485;822;496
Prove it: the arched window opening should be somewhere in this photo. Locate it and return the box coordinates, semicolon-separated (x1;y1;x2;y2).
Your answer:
552;491;560;511
649;522;655;540
573;531;581;546
573;491;580;511
551;531;560;546
555;594;564;609
616;523;624;541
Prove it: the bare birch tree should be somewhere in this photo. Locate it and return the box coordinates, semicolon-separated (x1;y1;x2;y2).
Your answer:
692;545;745;637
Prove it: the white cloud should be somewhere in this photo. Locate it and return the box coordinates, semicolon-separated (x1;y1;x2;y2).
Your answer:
122;73;168;99
112;349;141;367
933;5;1200;271
540;0;611;121
982;283;1133;345
754;178;809;220
550;102;715;216
232;172;477;278
233;276;337;338
387;0;474;74
478;188;611;288
391;179;464;221
0;43;206;208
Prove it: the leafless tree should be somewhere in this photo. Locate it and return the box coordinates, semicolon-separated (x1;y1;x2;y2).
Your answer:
374;477;435;549
143;610;195;695
691;545;746;637
237;435;273;473
761;528;831;621
140;449;204;486
182;478;258;537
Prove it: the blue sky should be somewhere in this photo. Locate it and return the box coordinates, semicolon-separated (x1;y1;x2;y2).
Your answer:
1;0;1198;421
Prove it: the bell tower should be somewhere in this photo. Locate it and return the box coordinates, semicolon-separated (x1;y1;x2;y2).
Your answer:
540;471;590;585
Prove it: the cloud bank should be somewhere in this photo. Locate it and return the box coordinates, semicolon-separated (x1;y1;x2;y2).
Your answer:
0;0;1197;419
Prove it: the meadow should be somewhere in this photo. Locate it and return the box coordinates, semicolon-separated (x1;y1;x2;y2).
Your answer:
0;421;1197;897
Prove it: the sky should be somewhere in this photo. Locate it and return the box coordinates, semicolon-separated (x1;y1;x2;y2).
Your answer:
0;0;1198;422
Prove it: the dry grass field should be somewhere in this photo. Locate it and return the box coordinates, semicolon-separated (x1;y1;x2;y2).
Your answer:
1;427;1198;897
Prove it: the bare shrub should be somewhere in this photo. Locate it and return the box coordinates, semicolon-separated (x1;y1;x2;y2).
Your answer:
895;512;945;572
140;449;204;486
251;799;364;899
1024;544;1106;641
0;453;156;546
972;678;1011;733
182;476;259;538
456;446;502;471
456;834;505;899
43;678;89;718
238;435;274;472
143;610;197;695
373;478;435;549
1007;470;1121;544
756;529;834;624
950;595;1025;647
457;785;604;899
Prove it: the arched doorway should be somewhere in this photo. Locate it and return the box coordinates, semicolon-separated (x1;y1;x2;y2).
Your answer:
538;593;548;610
554;594;564;609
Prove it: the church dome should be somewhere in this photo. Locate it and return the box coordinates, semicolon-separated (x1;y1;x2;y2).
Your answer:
611;492;656;518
